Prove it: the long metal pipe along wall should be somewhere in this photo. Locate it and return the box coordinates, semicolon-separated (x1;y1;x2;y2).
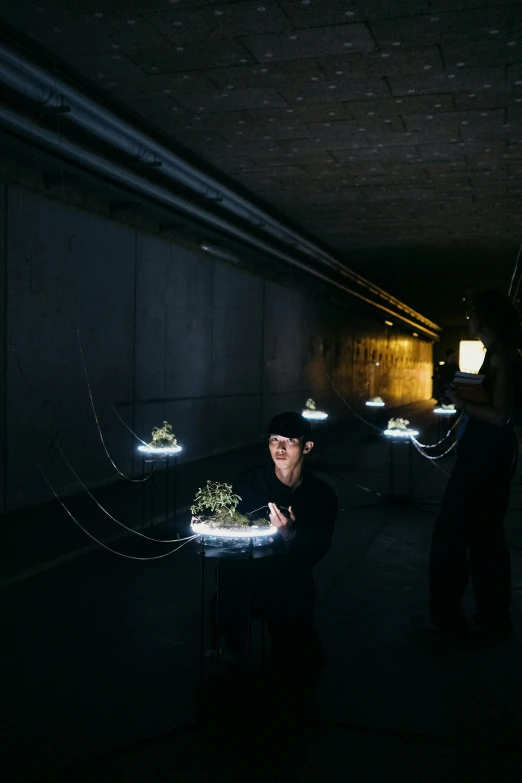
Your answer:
0;39;440;335
0;104;440;340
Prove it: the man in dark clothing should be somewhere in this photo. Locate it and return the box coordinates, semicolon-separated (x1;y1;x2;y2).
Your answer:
210;411;338;676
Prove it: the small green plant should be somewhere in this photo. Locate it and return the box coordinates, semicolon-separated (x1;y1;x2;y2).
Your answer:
305;398;317;410
149;421;178;449
388;417;410;431
191;480;267;529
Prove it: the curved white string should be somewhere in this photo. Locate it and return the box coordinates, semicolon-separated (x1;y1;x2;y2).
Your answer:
413;413;462;449
39;463;197;560
55;443;193;543
76;328;151;482
508;240;522;299
409;437;453;478
105;395;148;443
9;339;188;543
326;372;382;432
411;435;458;460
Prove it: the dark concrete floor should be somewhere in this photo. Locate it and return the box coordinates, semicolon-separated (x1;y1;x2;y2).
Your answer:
2;403;522;782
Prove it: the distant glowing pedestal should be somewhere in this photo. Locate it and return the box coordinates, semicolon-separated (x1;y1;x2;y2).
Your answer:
138;445;182;532
384;432;417;503
302;409;328;422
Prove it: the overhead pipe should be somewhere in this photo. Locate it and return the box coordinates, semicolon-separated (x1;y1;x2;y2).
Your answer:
0;105;440;340
0;38;440;335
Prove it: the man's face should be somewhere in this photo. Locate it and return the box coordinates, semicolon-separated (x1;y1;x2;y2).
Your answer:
448;352;458;365
268;434;313;470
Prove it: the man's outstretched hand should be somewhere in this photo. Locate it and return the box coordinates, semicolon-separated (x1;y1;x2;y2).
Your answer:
268;502;296;542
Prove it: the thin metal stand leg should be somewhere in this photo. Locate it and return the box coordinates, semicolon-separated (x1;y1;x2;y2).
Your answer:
215;561;220;678
141;458;146;530
173;456;178;536
408;439;413;501
200;542;206;684
247;540;253;668
165;455;170;533
149;461;155;528
389;440;394;499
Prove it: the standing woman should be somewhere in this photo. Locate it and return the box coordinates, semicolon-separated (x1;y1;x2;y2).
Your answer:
429;290;522;636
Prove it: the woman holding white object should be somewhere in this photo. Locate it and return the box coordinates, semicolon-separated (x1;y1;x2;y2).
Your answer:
429;290;522;636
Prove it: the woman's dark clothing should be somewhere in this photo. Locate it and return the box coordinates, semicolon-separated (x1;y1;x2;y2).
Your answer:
429;344;521;631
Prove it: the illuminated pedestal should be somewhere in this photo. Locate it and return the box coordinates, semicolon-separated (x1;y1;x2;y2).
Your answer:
137;445;182;532
191;521;277;559
193;523;275;692
302;409;328;449
302;409;328;421
384;431;417;503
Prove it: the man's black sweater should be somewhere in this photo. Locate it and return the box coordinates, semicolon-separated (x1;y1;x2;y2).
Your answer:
232;463;338;615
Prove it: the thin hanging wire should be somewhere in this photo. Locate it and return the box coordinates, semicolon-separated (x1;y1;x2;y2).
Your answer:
53;441;192;543
508;240;522;299
411;435;458;460
52;69;150;483
8;342;190;544
512;270;522;306
413;413;462;449
39;463;197;561
105;394;147;442
326;372;382;432
14;79;151;485
75;327;152;482
410;436;456;479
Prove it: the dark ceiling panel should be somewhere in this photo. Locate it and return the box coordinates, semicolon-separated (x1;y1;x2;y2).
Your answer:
387;67;506;96
179;86;289;111
241;24;376;62
148;1;290;43
318;47;444;79
277;0;429;28
126;38;256;73
370;8;514;50
280;77;390;105
345;94;455;119
203;58;323;89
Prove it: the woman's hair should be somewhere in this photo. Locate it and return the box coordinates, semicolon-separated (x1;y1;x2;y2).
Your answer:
472;290;522;347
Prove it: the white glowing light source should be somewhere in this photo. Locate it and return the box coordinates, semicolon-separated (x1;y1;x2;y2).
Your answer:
459;340;485;374
384;429;419;438
366;396;385;407
302;409;328;420
138;445;183;454
434;407;457;415
191;520;277;538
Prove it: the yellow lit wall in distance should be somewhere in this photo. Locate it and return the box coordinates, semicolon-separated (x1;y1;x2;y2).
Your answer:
459;340;485;374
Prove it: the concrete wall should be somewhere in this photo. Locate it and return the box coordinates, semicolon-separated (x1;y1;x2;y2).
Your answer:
0;184;433;511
